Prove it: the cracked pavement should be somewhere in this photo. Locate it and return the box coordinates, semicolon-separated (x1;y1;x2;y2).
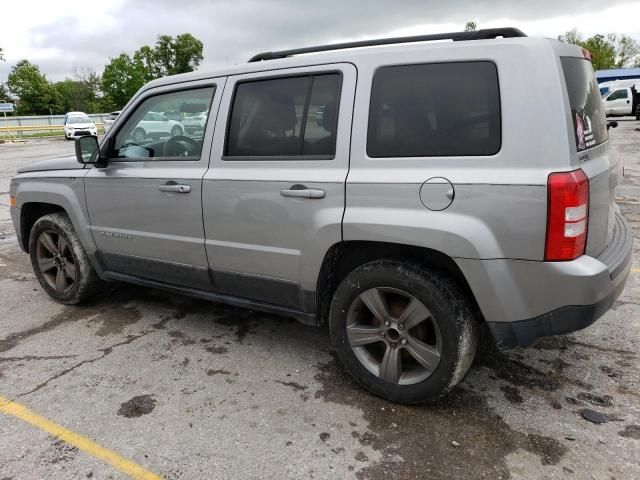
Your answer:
0;127;639;479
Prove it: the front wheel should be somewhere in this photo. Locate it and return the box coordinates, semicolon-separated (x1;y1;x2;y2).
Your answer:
29;213;100;304
329;259;478;403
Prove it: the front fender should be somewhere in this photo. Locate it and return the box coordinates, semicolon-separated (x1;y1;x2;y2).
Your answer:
13;174;96;254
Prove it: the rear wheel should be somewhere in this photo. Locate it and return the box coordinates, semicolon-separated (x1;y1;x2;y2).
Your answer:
329;259;478;403
29;213;100;304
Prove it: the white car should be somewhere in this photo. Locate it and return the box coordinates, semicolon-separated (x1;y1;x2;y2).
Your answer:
182;111;208;134
63;113;97;140
103;111;121;132
130;112;184;142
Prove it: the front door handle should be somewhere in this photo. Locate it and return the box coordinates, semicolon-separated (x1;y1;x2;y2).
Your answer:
159;183;191;193
280;185;325;199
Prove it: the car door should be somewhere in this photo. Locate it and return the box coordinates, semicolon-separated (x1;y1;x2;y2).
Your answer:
84;79;224;290
203;64;356;311
605;88;630;115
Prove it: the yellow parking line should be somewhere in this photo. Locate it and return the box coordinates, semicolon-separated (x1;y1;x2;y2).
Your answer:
632;268;640;273
0;395;161;480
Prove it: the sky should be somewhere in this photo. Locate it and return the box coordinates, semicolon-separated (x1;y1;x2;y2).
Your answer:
1;0;640;83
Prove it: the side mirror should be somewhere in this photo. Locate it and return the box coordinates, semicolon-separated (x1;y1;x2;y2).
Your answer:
75;136;103;165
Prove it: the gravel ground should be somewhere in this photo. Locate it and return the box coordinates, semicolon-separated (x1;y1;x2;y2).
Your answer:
0;125;638;479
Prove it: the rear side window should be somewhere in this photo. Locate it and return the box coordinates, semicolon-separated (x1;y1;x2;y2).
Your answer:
225;73;342;158
560;57;607;151
367;62;501;157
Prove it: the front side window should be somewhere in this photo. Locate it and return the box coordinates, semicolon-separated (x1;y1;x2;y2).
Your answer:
225;73;341;158
114;86;215;161
367;62;501;157
607;89;628;100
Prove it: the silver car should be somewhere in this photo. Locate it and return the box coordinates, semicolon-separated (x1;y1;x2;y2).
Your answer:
9;28;632;403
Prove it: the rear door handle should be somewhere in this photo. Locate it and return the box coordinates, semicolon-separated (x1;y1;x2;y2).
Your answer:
280;185;325;199
159;183;191;193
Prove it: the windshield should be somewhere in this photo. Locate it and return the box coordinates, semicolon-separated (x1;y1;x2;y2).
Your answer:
68;116;92;125
560;57;607;151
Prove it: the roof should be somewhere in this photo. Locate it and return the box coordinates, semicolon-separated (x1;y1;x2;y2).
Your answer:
595;68;640;80
144;34;559;92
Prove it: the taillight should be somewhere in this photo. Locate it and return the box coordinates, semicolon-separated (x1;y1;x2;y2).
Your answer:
545;169;589;261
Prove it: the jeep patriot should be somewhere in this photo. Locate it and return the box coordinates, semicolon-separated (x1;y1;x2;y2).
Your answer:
9;28;632;403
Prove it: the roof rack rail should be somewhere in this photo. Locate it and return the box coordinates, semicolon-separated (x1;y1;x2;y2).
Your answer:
248;27;526;62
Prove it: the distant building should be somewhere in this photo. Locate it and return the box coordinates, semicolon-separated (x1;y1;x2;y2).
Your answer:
595;68;640;84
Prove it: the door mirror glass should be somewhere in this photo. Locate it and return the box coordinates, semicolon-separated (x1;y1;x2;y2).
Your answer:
75;136;101;164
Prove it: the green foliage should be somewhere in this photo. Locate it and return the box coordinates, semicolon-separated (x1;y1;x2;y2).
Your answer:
615;35;640;68
0;83;9;102
101;33;204;110
6;60;61;115
464;21;477;32
54;67;102;113
135;33;204;77
100;53;148;110
559;29;640;70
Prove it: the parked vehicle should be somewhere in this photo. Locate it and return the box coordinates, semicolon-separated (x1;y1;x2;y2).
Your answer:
129;111;185;143
63;112;97;140
103;111;121;132
182;111;208;134
10;28;632;403
602;86;640;118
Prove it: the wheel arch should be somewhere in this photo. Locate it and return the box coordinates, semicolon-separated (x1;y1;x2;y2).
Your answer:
315;240;482;326
20;202;66;252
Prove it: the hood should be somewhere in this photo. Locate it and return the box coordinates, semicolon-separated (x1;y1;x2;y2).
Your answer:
17;155;85;173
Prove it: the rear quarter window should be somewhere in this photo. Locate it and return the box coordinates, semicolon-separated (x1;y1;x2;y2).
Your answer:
367;61;501;157
560;57;607;151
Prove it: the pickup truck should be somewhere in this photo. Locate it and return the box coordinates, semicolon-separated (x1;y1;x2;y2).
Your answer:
603;86;640;118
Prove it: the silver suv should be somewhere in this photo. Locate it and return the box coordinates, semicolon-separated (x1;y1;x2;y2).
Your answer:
9;28;632;403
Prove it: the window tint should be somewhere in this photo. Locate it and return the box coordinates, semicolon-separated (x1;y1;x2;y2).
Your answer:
367;62;501;157
225;73;341;158
607;89;628;100
114;86;215;161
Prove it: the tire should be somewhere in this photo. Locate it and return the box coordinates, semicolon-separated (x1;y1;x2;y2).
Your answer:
171;125;183;137
29;213;100;304
131;128;146;143
329;259;478;404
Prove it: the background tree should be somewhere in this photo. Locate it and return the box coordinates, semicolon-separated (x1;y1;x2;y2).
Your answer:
558;29;640;69
101;33;204;109
54;67;102;113
0;47;4;62
614;34;640;67
6;60;61;115
135;33;204;77
100;54;148;110
464;21;477;32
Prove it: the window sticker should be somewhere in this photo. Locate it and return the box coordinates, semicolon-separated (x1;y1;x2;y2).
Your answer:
574;111;594;151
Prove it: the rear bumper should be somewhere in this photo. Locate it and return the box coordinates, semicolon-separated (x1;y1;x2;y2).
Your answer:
457;208;633;349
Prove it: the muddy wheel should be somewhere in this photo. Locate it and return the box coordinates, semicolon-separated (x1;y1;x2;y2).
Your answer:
329;259;478;403
29;213;100;304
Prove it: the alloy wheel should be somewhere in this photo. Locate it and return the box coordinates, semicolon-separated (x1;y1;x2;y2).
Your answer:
346;287;442;385
36;230;77;293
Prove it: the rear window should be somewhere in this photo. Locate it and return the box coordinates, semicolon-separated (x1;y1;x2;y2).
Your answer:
560;57;607;151
367;62;501;157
